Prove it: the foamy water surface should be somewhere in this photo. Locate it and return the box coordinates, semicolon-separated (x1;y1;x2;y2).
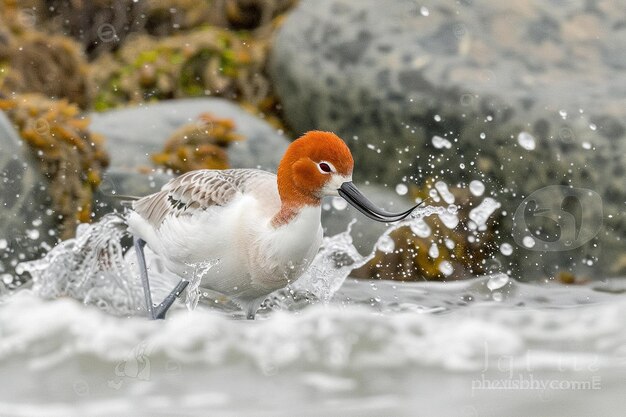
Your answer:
1;201;625;417
1;275;625;417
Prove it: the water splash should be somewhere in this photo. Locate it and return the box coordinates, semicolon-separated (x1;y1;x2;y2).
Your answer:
19;214;144;316
290;220;366;302
184;259;220;311
16;213;220;316
289;204;461;303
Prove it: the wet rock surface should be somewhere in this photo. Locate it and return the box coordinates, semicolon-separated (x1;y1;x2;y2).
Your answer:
90;98;289;173
270;0;626;276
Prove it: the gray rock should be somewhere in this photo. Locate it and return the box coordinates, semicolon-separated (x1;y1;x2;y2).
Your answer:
270;0;626;278
0;112;58;282
89;97;289;173
89;98;290;212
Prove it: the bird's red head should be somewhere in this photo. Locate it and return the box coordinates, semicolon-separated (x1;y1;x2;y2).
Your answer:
274;130;419;227
277;131;354;207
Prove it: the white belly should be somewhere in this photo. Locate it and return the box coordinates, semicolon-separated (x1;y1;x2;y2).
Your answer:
127;197;323;304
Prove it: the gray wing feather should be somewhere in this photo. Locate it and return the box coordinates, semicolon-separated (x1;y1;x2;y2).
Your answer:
132;169;273;228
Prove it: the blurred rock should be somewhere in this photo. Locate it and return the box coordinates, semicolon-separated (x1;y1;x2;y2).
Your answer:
0;30;91;108
0;112;58;282
270;0;626;277
90;98;290;211
0;94;109;238
89;28;273;117
16;0;296;58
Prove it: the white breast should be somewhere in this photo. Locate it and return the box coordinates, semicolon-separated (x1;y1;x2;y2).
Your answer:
127;181;323;305
248;206;323;287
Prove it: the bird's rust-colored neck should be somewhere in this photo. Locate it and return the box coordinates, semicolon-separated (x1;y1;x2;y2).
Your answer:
271;193;320;228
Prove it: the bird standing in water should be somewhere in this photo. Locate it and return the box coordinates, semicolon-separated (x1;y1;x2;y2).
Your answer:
127;131;418;319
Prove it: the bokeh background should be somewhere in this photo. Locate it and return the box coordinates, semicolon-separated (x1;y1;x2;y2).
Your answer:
1;0;624;286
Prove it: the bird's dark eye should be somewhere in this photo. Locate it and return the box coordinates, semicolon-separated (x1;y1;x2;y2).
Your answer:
318;162;332;173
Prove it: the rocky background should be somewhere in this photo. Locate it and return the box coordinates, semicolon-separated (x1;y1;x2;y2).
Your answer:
0;0;624;285
270;0;626;280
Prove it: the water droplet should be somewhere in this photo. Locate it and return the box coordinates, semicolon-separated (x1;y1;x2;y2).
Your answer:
589;123;597;131
499;243;513;256
434;181;455;204
431;135;452;149
409;218;431;238
445;239;455;249
492;292;503;302
428;243;439;258
487;274;509;291
479;132;486;139
395;184;408;195
26;229;40;240
377;235;395;254
438;211;459;229
558;109;567;119
468;198;501;230
331;197;348;211
420;6;430;16
582;142;591;150
517;131;536;150
469;180;485;196
428;188;441;202
0;239;7;250
438;261;453;276
1;273;13;284
522;236;536;248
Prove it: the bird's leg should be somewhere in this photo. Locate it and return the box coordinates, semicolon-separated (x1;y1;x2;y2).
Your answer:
153;279;189;319
134;237;155;319
134;237;189;320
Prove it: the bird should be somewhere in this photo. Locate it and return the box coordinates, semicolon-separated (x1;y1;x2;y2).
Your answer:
126;131;419;319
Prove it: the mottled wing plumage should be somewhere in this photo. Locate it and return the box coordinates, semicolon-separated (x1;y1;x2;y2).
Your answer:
133;169;273;228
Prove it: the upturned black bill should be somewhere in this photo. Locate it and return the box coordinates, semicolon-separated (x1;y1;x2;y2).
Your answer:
338;182;421;222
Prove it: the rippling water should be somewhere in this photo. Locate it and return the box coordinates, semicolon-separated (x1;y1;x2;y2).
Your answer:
1;276;625;417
